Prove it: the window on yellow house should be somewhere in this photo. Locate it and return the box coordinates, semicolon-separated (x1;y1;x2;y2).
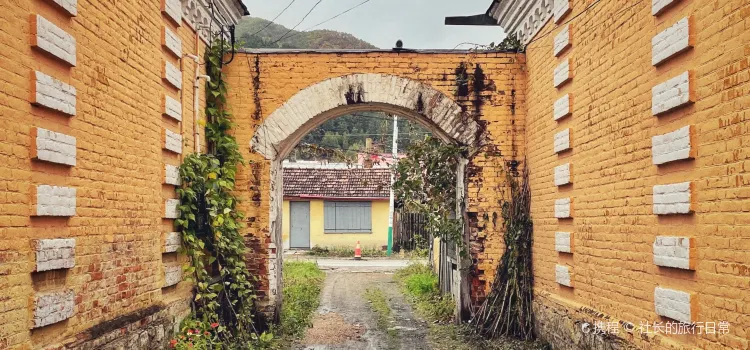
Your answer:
324;201;372;233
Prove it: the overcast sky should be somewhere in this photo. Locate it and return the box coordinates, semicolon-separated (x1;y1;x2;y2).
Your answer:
241;0;506;49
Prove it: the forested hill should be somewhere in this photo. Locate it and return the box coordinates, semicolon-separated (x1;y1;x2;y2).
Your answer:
236;17;378;49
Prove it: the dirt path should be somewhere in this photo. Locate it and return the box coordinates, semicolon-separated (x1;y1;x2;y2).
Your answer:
294;271;430;350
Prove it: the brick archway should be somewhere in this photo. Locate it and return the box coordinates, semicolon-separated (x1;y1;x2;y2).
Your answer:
251;73;482;160
250;73;483;316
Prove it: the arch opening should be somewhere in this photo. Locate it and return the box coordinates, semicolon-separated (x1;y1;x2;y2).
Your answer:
251;73;477;318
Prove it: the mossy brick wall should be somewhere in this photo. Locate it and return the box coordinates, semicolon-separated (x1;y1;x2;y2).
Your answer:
524;0;750;348
0;0;209;348
222;51;527;308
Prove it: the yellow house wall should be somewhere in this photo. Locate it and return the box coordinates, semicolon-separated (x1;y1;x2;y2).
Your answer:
282;199;391;250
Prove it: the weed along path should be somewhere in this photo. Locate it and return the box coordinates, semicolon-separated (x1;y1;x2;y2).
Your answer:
294;265;430;349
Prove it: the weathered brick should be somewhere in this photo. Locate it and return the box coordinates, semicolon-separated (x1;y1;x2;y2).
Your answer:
554;163;571;186
555;265;573;287
553;59;571;88
164;264;182;287
652;0;678;16
32;127;76;166
654;287;695;323
553;128;570;153
554;198;572;218
31;15;76;66
653;182;692;215
164;199;180;219
553;0;571;24
164;129;182;154
164;232;181;253
34;238;76;272
653;236;694;270
553;94;571;121
33;185;76;216
163;61;182;89
162;27;182;58
652;125;694;165
652;17;692;66
553;25;570;57
555;232;572;253
31;71;76;115
652;71;692;115
161;0;181;25
164;164;181;186
33;290;75;328
164;95;182;121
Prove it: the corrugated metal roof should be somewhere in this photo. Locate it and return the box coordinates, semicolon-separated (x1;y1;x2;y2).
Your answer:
283;168;391;199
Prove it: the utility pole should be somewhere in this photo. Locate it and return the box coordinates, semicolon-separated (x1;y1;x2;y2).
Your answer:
387;115;398;256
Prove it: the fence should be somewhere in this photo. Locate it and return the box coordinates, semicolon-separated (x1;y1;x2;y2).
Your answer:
393;210;430;252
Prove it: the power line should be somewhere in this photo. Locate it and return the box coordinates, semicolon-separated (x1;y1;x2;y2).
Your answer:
269;0;323;45
248;0;298;37
281;0;372;42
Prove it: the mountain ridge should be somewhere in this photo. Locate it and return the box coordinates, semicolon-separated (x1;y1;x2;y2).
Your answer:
236;17;378;50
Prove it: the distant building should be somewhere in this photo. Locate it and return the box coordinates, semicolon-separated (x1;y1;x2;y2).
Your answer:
282;166;392;250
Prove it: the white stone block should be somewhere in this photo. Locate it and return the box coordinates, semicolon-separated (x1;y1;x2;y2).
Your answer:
652;125;694;165
164;264;182;287
652;0;678;16
34;185;76;216
163;27;182;58
164;61;182;89
652;17;692;66
553;25;571;57
653;182;692;215
654;287;695;323
46;0;77;16
553;59;572;88
164;164;181;186
653;236;694;269
652;71;692;115
554;163;572;186
32;127;76;166
34;238;75;271
553;94;571;121
33;290;75;328
164;199;180;219
164;129;182;154
555;198;572;218
32;15;76;66
164;232;181;253
553;0;571;24
554;128;571;153
164;95;182;121
162;0;181;25
555;264;573;287
555;232;573;253
31;71;76;116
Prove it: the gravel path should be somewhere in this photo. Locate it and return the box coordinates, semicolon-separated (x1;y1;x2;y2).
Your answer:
294;271;430;350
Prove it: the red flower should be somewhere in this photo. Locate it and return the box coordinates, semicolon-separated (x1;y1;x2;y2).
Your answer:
169;339;178;348
210;322;219;328
187;329;194;335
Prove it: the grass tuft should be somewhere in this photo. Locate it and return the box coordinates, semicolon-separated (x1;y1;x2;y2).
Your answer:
272;261;325;348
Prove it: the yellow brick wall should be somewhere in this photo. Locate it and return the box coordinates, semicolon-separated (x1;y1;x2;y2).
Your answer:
524;0;750;348
0;0;208;348
223;51;527;303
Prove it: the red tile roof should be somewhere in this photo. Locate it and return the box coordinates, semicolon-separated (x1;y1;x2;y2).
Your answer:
283;168;391;199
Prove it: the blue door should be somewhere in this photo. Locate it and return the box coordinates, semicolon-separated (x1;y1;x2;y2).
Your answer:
290;202;310;249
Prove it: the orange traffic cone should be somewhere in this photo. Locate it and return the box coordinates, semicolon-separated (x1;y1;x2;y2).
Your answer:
354;241;362;260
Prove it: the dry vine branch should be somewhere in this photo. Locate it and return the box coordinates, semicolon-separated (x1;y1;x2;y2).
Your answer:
472;163;534;340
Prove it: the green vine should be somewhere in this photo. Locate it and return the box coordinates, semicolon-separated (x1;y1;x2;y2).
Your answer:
392;136;467;254
171;41;268;349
